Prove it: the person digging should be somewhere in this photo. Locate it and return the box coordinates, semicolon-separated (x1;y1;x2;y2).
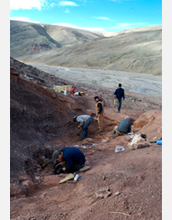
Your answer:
40;150;66;170
112;116;131;138
73;115;92;141
41;148;86;174
47;147;86;174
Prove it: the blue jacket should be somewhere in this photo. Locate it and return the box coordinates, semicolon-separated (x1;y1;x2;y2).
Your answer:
114;88;125;100
61;147;86;172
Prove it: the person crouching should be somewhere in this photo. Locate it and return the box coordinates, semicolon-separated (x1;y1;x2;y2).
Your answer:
112;116;131;138
55;147;86;174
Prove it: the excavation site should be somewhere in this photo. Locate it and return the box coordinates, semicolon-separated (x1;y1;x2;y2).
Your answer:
10;57;162;220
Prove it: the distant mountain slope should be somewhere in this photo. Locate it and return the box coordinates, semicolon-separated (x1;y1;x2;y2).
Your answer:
44;25;104;47
10;20;162;75
10;20;104;57
10;21;60;57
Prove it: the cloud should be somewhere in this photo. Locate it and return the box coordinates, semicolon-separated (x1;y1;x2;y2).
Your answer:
58;1;79;7
10;0;79;10
10;0;46;10
10;17;41;23
93;16;114;21
113;23;146;30
54;23;105;32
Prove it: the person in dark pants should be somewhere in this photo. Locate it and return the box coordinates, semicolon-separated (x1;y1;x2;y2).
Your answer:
73;115;92;141
55;147;86;174
114;83;125;112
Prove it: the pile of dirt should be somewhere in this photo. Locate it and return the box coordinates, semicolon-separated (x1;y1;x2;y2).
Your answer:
10;58;162;219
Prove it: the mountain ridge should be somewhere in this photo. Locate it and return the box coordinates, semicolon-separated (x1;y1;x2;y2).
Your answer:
10;20;162;75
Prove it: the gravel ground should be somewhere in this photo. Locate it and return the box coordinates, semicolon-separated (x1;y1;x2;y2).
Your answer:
29;64;162;98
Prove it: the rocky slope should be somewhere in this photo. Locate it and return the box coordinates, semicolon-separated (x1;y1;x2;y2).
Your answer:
10;21;162;74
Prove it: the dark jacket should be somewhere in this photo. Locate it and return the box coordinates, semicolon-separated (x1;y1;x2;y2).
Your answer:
117;119;131;134
96;99;103;114
114;88;125;100
61;147;86;172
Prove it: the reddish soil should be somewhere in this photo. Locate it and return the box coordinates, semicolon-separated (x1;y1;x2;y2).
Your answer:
10;58;162;220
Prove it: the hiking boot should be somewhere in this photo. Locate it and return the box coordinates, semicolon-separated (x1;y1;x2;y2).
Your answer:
77;138;83;141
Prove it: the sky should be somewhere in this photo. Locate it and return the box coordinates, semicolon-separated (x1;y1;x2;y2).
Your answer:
10;0;162;33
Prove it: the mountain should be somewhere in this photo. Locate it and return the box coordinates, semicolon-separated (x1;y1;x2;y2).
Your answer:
10;20;103;56
10;20;162;75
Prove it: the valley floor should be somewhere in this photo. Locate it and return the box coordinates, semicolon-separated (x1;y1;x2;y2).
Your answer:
28;64;162;98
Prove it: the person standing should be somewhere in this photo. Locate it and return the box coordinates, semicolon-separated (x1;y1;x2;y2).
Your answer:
94;96;104;132
73;115;92;141
114;83;125;112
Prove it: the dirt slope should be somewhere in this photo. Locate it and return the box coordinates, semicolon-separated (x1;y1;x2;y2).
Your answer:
10;58;162;219
10;57;91;192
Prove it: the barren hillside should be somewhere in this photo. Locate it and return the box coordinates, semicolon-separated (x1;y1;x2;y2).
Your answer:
10;58;162;219
10;21;162;74
10;20;103;57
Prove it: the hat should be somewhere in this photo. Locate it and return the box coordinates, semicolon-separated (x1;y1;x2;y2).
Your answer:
94;96;99;100
52;150;60;164
73;116;77;122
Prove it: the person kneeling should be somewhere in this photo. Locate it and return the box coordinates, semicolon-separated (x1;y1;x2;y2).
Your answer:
112;116;131;138
54;147;86;174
